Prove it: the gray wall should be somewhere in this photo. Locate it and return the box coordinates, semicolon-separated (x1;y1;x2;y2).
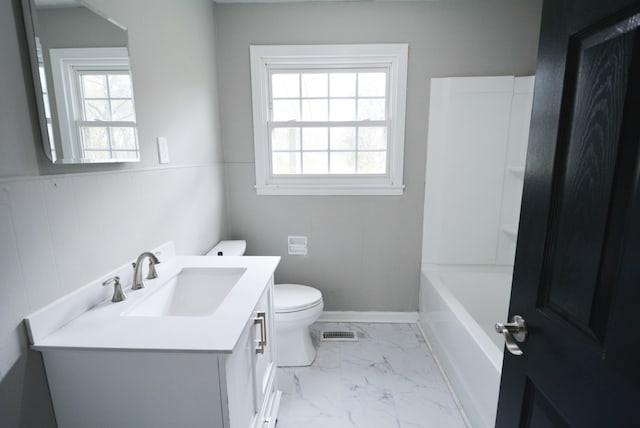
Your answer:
0;0;227;426
215;0;542;312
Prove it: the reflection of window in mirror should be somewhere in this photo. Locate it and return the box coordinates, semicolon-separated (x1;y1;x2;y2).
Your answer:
50;47;138;162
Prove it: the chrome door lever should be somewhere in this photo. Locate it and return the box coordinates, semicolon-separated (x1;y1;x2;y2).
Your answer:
495;315;528;356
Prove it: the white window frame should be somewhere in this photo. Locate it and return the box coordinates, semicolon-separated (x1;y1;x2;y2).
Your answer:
250;44;408;196
49;47;137;162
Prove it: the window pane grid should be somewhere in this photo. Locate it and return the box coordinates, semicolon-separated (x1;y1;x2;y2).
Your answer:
270;71;388;122
272;96;384;100
270;121;389;127
78;71;135;116
82;149;138;153
270;121;388;174
272;148;387;153
81;73;108;120
267;65;392;176
77;70;137;159
80;96;131;101
78;124;138;159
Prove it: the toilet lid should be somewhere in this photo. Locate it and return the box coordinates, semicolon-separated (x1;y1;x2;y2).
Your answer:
274;284;323;313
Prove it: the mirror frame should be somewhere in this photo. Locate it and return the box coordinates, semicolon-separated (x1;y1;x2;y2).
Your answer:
20;0;140;164
22;0;54;161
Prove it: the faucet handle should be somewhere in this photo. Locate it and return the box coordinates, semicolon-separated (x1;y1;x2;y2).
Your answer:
147;259;158;279
147;251;161;279
102;276;127;303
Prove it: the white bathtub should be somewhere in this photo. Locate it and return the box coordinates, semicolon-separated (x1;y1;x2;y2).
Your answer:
419;265;512;428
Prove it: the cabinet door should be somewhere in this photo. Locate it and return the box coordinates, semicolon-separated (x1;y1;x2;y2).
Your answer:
252;278;276;421
225;317;258;428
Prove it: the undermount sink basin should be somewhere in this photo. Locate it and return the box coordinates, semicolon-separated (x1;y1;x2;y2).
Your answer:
125;267;246;317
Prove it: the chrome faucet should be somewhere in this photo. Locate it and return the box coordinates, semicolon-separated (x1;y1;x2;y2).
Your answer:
131;252;160;290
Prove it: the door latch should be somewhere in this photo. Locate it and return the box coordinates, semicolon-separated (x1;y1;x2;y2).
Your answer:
495;315;528;356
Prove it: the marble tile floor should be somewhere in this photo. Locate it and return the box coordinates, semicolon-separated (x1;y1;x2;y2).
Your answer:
276;322;468;428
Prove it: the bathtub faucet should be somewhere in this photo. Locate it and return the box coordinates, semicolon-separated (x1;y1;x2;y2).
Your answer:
131;252;160;290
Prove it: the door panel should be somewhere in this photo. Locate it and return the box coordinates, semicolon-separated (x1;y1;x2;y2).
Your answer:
496;0;640;426
540;10;638;342
520;379;571;428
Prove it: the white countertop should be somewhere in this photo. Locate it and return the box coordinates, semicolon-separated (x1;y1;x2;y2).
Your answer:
27;255;280;353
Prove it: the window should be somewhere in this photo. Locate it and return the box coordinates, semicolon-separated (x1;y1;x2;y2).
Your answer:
50;47;139;162
250;44;408;195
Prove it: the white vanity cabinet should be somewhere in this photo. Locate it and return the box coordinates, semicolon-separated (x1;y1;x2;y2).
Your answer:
222;278;280;428
26;252;281;428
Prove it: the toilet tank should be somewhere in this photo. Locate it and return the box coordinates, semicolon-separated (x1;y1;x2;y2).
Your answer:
206;240;247;256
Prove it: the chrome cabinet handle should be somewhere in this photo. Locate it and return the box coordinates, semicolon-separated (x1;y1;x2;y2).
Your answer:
254;312;267;354
495;315;528;356
258;312;267;347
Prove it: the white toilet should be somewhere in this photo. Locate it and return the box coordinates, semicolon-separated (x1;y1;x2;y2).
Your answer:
207;240;324;367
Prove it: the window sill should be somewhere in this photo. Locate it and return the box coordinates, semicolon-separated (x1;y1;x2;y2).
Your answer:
254;184;405;196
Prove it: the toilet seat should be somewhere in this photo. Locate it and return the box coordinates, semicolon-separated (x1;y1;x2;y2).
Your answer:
274;284;323;313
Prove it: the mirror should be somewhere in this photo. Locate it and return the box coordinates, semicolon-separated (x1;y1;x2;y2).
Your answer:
22;0;140;164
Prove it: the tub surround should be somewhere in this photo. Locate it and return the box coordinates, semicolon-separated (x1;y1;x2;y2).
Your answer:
423;76;533;267
419;75;534;428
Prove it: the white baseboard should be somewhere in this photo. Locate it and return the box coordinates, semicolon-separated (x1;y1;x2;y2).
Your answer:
318;311;419;323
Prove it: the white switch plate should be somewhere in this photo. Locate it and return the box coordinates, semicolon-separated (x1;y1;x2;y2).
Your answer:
157;137;170;164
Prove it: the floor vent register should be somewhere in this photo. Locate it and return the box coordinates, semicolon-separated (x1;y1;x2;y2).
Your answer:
320;330;359;341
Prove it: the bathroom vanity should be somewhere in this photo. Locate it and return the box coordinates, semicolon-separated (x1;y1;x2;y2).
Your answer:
25;243;281;428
